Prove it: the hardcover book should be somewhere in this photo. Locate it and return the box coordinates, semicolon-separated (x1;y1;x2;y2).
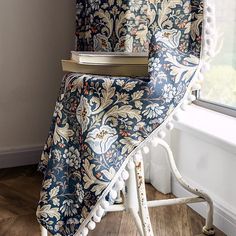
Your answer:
71;51;148;65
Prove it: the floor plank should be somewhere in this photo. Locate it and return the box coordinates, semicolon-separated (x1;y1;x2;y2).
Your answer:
0;165;226;236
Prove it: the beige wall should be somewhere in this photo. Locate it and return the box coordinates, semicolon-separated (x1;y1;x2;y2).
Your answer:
0;0;75;150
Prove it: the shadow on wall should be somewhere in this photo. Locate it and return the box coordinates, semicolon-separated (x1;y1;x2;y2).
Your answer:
0;0;76;155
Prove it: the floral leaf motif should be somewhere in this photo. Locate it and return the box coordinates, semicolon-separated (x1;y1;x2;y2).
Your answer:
101;167;116;181
120;137;141;155
115;11;127;38
131;90;144;100
158;0;182;29
116;92;129;104
76;96;91;133
122;81;137;91
52;198;60;207
53;123;74;144
36;205;60;221
134;100;143;109
93;79;115;114
49;186;60;198
94;10;113;37
83;160;109;195
190;14;203;40
43;179;52;190
103;105;141;122
155;29;181;49
165;52;199;83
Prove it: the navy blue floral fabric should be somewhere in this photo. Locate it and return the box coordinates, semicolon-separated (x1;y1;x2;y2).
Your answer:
37;0;203;235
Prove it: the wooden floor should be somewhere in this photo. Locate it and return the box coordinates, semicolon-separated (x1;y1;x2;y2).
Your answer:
0;165;225;236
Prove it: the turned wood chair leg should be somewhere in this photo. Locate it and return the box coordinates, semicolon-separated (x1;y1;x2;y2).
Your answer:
134;152;154;236
126;158;145;236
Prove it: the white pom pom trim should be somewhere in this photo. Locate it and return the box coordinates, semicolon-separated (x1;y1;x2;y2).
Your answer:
173;113;180;122
157;130;166;139
121;169;129;180
115;179;124;191
166;121;174;130
82;227;89;236
142;146;150;154
93;214;102;223
100;199;109;209
88;221;96;230
96;206;105;217
151;137;159;147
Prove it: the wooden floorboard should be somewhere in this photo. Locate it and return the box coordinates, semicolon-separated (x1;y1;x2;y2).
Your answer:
0;165;226;236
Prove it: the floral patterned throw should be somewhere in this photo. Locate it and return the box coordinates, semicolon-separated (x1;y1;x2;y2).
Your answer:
37;0;203;235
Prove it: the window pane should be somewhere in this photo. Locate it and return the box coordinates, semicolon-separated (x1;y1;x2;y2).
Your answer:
200;1;236;109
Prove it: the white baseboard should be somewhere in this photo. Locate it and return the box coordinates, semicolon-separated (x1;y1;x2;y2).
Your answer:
172;178;236;236
0;145;42;169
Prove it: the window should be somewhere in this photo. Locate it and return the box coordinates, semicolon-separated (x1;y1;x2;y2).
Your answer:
196;1;236;117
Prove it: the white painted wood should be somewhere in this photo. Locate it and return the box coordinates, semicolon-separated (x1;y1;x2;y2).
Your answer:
157;139;215;235
134;154;154;236
147;196;204;208
106;204;126;212
125;159;144;236
172;178;236;236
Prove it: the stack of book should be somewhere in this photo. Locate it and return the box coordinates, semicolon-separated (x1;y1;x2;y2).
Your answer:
61;51;148;77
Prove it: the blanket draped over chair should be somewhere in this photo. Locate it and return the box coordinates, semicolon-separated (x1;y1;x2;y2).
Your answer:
37;0;204;235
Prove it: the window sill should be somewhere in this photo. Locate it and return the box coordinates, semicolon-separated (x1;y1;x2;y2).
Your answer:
175;104;236;155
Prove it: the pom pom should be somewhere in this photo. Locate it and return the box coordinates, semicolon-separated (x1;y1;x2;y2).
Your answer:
101;199;109;209
151;137;159;147
88;221;96;230
109;189;118;200
143;146;150;154
206;50;215;58
205;15;214;24
166;121;174;130
96;206;105;217
180;103;188;111
93;214;102;223
115;180;124;191
206;38;213;47
157;130;166;139
173;113;180;121
205;28;212;35
206;5;215;14
121;170;129;180
82;227;89;236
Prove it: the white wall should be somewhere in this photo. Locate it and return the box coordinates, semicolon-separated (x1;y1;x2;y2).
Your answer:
170;107;236;236
0;1;75;160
